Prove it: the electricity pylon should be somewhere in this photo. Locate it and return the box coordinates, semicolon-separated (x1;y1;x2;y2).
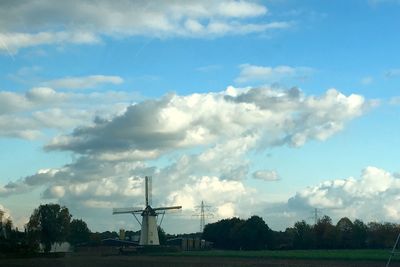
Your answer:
192;201;213;232
309;208;322;225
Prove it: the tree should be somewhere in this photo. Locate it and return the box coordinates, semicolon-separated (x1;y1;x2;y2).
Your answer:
203;216;272;250
4;218;12;240
235;215;272;250
0;209;5;239
26;204;71;253
352;219;367;248
158;226;167;245
89;232;102;246
68;219;91;246
336;217;353;248
203;217;244;249
293;220;314;249
367;222;400;248
314;215;336;249
274;229;294;250
100;230;118;240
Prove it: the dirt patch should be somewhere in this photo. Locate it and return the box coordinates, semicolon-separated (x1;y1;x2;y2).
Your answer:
0;254;399;267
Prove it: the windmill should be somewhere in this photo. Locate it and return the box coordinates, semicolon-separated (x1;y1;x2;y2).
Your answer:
113;176;181;245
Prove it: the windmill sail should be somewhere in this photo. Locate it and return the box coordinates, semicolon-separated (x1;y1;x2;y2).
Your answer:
148;176;152;206
112;207;143;214
145;176;149;206
153;206;182;211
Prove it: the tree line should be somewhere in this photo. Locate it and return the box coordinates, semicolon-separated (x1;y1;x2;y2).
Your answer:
1;203;167;255
203;215;400;250
1;203;92;254
3;203;400;253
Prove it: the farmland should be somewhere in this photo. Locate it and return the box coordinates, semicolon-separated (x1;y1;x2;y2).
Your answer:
164;249;398;261
1;250;400;267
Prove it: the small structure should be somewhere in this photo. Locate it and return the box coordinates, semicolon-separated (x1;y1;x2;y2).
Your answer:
166;237;213;251
39;242;72;253
113;176;181;245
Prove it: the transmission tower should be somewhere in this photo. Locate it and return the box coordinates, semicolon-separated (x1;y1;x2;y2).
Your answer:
309;208;322;225
193;201;213;232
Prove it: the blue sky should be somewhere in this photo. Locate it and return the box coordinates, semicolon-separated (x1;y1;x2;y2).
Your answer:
1;0;400;233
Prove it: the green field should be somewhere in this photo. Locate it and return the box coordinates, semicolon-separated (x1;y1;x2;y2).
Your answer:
160;249;397;262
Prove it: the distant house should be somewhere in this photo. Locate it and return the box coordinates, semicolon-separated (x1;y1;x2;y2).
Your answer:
166;237;212;251
101;238;139;247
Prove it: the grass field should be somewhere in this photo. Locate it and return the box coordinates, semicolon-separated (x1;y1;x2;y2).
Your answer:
1;249;400;267
160;249;397;262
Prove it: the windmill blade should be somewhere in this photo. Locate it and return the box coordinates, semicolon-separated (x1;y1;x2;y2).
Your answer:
145;176;149;206
153;205;182;211
157;208;182;215
112;207;143;214
148;176;152;206
144;176;153;206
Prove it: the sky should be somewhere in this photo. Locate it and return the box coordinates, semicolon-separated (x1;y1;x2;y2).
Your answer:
1;0;400;234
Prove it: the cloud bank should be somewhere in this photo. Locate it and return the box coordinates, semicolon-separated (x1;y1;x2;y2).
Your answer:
47;86;367;155
0;86;133;139
0;86;373;231
0;0;291;54
284;167;400;225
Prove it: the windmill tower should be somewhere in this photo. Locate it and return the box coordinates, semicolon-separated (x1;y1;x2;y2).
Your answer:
113;176;181;245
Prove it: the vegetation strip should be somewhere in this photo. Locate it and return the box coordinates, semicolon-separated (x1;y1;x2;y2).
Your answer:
156;250;397;262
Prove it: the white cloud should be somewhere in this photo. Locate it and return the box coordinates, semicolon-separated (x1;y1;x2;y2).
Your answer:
183;20;291;37
26;87;66;103
0;86;374;232
48;185;65;198
0;204;13;227
167;176;248;212
0;91;31;114
217;202;236;218
42;75;124;89
7;165;400;232
288;166;400;221
235;64;313;84
0;115;43;139
47;86;368;156
0;31;100;54
0;87;135;139
0;1;290;54
32;108;94;129
216;1;268;18
83;200;116;209
253;170;280;181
